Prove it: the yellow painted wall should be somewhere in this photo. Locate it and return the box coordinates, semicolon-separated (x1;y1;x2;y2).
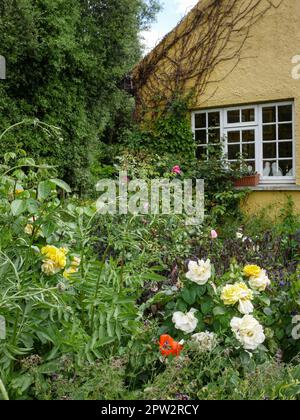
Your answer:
241;191;300;217
135;0;300;214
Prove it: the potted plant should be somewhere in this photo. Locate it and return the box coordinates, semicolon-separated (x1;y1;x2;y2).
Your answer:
232;161;260;187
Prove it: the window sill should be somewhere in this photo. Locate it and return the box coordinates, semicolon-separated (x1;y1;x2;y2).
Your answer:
235;184;300;191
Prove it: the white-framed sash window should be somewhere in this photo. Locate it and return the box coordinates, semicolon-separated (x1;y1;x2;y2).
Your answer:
192;101;295;184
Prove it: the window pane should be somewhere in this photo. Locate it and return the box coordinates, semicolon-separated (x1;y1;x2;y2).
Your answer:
242;108;255;122
228;144;240;160
242;129;255;142
208;128;220;143
278;105;292;122
278;123;293;140
263;124;276;141
195;130;206;145
263;161;276;176
279;142;293;158
263;142;277;159
242;143;255;159
227;110;240;124
279;160;294;176
208;112;220;127
263;106;276;123
195;113;206;129
227;131;240;143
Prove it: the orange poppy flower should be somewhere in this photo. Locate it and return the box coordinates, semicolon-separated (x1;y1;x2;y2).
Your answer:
159;334;183;357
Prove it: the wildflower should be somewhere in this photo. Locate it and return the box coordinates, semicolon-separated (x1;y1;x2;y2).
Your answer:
236;231;243;239
230;315;265;351
71;256;81;268
191;331;217;352
159;334;183;357
186;259;211;285
41;260;60;276
243;265;261;278
24;224;34;236
24;217;41;237
41;245;67;268
41;245;67;275
15;187;24;195
249;269;271;292
57;282;67;293
172;165;182;175
172;308;198;334
210;230;218;239
221;282;254;314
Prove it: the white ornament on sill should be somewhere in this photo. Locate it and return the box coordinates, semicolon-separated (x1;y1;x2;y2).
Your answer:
272;163;283;177
263;162;271;176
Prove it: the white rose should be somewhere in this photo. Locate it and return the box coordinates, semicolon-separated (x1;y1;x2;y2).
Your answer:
191;331;217;352
238;299;254;315
172;308;198;334
230;315;265;351
249;269;271;292
186;259;211;285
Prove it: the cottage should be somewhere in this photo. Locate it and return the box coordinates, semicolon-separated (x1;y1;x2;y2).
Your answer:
133;0;300;214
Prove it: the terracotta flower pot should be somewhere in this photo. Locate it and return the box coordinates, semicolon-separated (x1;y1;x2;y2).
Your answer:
234;173;260;187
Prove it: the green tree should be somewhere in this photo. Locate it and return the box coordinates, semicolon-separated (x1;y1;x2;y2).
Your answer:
0;0;159;192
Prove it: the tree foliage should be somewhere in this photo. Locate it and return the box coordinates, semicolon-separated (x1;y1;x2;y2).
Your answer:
0;0;159;191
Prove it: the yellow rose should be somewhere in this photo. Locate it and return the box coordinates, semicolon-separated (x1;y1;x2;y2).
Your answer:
221;282;254;314
243;265;261;277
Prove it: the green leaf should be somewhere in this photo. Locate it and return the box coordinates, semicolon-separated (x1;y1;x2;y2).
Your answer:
0;316;6;340
26;198;40;214
201;300;213;315
263;307;273;316
38;180;53;200
18;157;36;166
50;178;71;193
196;285;207;297
97;337;116;348
181;287;197;305
260;296;271;306
213;306;227;316
10;374;33;394
11;199;27;216
4;152;16;163
41;220;57;237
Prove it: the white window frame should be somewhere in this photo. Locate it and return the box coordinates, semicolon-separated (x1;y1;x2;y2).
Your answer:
192;101;295;184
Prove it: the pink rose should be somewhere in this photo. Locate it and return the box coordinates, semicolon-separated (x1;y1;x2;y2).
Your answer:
172;165;182;175
210;230;218;239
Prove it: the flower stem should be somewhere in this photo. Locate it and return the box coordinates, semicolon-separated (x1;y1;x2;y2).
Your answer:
0;379;9;400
